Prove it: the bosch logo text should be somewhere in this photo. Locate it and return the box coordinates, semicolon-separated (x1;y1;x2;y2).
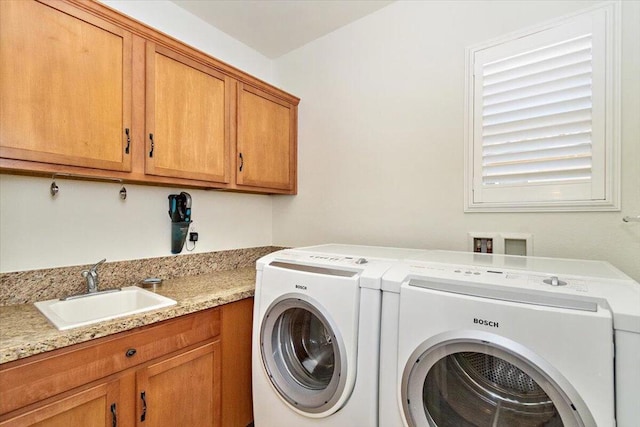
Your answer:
474;318;499;328
295;284;307;290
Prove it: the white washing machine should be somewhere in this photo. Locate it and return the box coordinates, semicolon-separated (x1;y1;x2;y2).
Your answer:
252;245;423;426
379;251;640;427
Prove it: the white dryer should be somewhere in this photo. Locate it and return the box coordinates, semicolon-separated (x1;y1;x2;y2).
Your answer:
252;245;423;426
379;251;640;427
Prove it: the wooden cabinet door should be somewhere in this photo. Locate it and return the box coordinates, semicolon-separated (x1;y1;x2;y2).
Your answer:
221;298;254;427
135;341;221;427
0;381;119;427
0;0;132;172
237;83;297;192
145;43;230;184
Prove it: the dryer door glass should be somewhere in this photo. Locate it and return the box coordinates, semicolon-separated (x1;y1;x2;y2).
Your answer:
424;352;562;426
403;341;588;427
260;298;348;414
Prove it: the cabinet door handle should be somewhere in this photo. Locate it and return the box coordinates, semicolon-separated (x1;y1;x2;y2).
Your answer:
125;348;137;357
111;403;117;427
125;128;130;154
149;134;154;158
239;152;244;172
140;391;147;422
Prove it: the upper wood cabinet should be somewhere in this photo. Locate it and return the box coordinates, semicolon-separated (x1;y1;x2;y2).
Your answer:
0;0;299;194
236;83;297;192
145;44;231;184
0;0;132;172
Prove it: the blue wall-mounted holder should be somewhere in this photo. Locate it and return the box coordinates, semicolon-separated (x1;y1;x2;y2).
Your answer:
168;192;192;254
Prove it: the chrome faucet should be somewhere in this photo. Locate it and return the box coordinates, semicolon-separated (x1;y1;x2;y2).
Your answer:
81;259;106;293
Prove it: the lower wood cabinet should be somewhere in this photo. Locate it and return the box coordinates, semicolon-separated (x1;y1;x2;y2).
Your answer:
1;381;119;427
220;297;253;427
0;298;254;427
136;342;220;426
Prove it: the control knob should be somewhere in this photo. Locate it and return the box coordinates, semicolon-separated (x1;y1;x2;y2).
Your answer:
543;276;567;286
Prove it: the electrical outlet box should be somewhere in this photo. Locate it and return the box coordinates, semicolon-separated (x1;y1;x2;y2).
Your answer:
502;233;533;256
189;232;199;242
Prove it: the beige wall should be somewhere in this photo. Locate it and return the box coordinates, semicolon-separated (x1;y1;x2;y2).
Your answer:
272;0;640;280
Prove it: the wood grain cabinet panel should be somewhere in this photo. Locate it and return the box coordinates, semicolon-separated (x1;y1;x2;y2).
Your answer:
0;381;119;427
221;297;254;426
0;0;132;172
136;342;221;426
145;44;230;184
0;0;298;194
0;300;255;427
0;308;220;416
237;83;297;192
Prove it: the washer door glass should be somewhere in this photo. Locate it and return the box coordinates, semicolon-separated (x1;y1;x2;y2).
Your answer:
260;298;347;414
403;340;590;427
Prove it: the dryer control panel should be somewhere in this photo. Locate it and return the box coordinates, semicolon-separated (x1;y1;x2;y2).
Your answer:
406;263;591;295
399;257;639;334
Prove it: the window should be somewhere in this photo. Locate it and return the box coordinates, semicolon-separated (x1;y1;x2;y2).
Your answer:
465;2;620;212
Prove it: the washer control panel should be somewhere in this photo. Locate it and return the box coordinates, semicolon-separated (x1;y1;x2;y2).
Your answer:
307;254;369;265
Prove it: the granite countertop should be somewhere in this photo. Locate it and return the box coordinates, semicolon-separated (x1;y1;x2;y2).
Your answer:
0;267;257;364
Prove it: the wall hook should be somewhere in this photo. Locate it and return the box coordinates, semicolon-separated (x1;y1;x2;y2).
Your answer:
50;179;59;197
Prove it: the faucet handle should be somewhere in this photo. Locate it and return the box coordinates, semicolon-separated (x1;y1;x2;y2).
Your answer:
82;259;105;293
90;258;107;272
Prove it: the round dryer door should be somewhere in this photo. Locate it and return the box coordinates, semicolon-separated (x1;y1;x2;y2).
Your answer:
402;337;595;427
260;297;348;415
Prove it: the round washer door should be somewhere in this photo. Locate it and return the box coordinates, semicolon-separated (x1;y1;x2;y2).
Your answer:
260;296;348;415
402;334;595;427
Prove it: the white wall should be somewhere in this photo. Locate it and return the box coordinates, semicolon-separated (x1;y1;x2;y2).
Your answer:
272;0;640;280
0;1;275;272
0;176;272;271
101;0;273;82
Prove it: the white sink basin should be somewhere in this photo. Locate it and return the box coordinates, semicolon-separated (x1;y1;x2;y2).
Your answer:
35;286;177;330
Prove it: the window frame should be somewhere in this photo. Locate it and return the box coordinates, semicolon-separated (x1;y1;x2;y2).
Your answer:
464;1;620;212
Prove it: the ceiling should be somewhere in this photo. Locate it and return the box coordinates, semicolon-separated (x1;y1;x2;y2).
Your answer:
170;0;394;59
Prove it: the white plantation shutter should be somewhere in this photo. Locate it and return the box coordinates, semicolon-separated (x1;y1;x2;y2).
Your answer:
482;35;595;186
466;4;619;211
